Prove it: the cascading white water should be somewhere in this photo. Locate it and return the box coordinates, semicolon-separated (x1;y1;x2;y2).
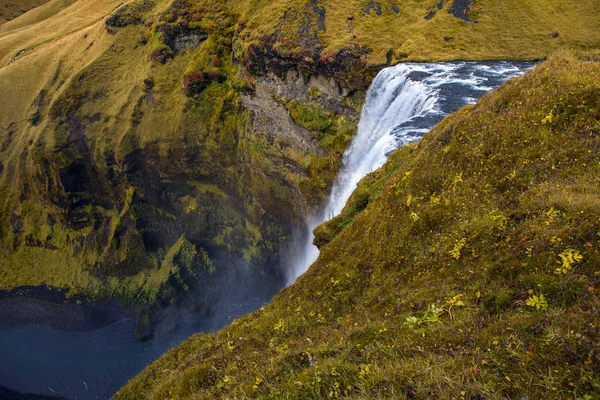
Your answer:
285;61;533;283
324;65;438;220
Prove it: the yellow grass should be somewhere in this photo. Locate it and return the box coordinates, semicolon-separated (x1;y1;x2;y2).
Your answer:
228;0;600;64
0;0;51;26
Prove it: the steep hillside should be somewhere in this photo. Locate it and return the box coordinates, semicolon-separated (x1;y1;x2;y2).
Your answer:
116;55;600;399
1;0;599;308
0;0;50;26
229;0;600;67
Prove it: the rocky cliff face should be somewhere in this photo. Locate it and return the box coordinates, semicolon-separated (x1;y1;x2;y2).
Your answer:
0;0;363;310
0;0;599;311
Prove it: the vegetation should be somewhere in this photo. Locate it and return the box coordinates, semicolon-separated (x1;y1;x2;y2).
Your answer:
117;55;600;398
2;0;600;396
228;0;600;83
0;0;50;26
0;0;360;305
0;0;302;305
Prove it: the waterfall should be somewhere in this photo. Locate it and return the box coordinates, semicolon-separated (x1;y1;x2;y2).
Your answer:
324;65;438;220
285;61;533;283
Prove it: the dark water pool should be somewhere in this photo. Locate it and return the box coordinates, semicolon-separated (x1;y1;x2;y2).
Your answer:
0;294;265;399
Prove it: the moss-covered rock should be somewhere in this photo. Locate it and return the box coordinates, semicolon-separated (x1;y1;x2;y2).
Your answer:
0;0;360;310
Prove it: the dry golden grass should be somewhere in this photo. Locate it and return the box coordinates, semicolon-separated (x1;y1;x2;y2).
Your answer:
229;0;600;64
0;0;51;26
0;0;122;206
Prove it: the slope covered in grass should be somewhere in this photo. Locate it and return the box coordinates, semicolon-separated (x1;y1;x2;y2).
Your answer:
116;55;600;399
231;0;600;67
0;0;50;26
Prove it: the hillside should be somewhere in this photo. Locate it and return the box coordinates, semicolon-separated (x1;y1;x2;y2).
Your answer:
1;0;599;309
116;54;600;399
0;0;50;26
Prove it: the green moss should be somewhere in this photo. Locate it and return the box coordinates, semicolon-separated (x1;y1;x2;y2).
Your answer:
287;100;334;133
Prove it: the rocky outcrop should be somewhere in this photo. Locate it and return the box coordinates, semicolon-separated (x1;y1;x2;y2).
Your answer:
171;33;208;52
242;81;321;156
241;69;357;158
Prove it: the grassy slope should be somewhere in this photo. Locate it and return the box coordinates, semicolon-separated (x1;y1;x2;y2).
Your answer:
116;55;600;399
230;0;600;65
0;0;51;26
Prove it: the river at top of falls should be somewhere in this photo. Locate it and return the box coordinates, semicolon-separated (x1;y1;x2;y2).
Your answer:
0;61;533;400
285;61;534;283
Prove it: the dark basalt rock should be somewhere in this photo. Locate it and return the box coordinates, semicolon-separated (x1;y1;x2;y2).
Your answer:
363;0;383;16
310;0;326;32
449;0;476;22
171;32;209;52
158;22;209;52
10;215;24;235
105;0;153;29
106;9;142;28
245;33;374;90
424;0;445;20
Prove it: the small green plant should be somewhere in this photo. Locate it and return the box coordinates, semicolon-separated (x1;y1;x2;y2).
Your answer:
358;364;372;380
252;376;263;390
544;206;563;225
576;395;594;400
555;249;583;275
526;294;549;311
404;304;443;327
274;319;285;332
449;238;467;260
541;110;554;124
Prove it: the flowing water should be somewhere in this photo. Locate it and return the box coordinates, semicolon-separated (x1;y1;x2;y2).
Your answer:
285;61;534;283
0;61;533;400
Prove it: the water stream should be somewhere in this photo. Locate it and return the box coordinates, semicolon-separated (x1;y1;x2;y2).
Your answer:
0;61;533;400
